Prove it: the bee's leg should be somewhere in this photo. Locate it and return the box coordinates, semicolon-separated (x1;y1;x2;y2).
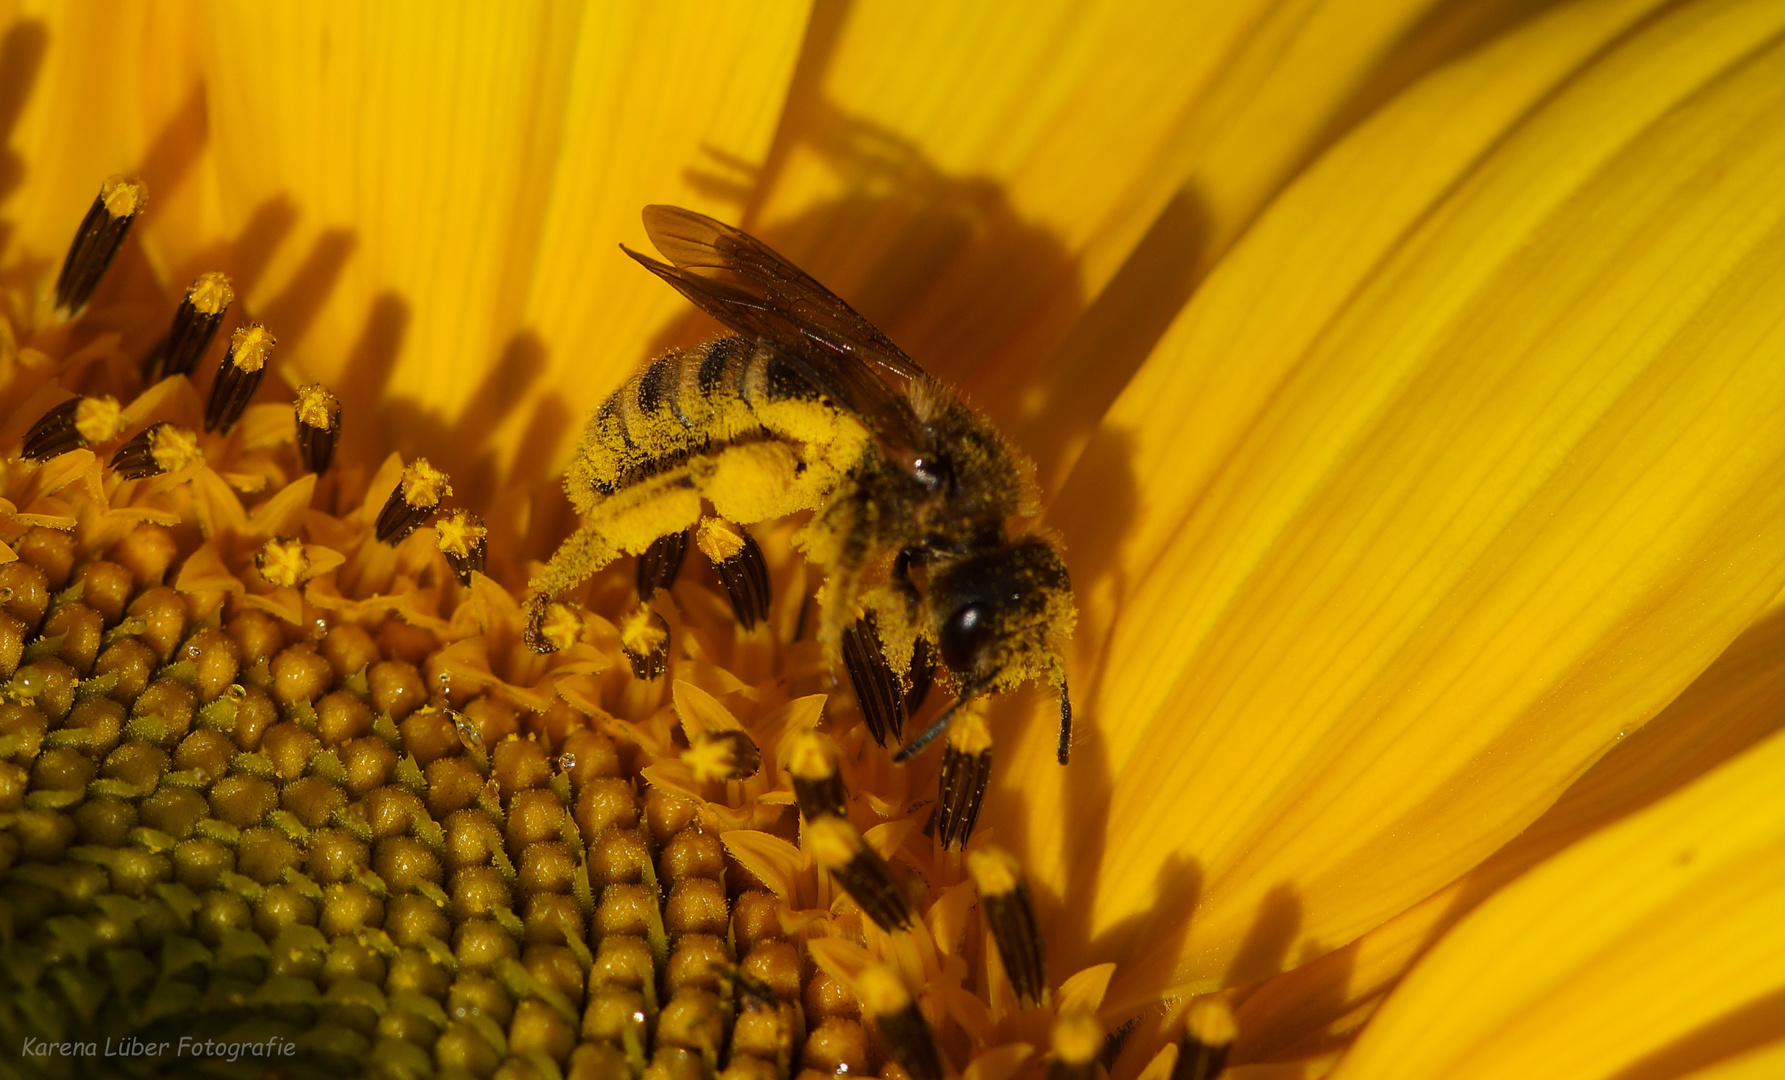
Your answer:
695;518;770;629
891;679;991;763
1057;680;1073;766
523;521;618;653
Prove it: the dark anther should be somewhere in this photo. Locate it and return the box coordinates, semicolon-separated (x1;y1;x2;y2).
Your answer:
204;323;275;433
861;967;945;1080
907;635;935;715
109;422;200;480
1058;680;1073;766
23;395;124;462
1172;997;1238;1080
696;518;770;629
695;730;761;781
789;732;847;821
143;271;234;382
374;458;451;544
969;847;1047;1009
435;510;487;584
935;721;992;850
621;608;671;680
294;384;342;474
843;613;913;746
636;528;690;601
54;176;147;316
807;817;913;931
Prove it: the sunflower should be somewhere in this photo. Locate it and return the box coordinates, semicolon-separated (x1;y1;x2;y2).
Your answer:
3;2;1785;1080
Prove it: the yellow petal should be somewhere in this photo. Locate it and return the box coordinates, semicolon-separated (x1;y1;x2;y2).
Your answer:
988;0;1785;1012
200;0;809;492
1677;1042;1785;1080
1330;725;1785;1080
1235;603;1785;1062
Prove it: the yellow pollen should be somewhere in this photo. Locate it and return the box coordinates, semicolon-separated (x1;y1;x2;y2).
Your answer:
435;510;486;559
187;271;234;315
695;516;746;563
1185;993;1238;1047
787;731;836;781
948;710;993;755
618;605;666;654
401;458;452;507
683;738;738;783
295;383;340;431
228;324;276;372
804;815;862;872
540;602;583;652
966;845;1022;897
1052;1013;1102;1065
100;175;147;218
856;965;912;1017
256;536;310;587
72;395;124;443
149;424;202;472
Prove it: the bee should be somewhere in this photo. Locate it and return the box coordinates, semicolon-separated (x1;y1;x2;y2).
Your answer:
525;206;1076;764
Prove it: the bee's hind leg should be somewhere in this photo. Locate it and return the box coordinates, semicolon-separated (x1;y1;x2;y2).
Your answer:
523;521;618;652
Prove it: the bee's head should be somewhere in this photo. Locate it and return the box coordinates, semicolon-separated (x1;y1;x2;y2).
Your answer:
926;534;1075;692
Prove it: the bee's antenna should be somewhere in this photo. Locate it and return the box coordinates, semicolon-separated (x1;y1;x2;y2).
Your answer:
891;680;991;763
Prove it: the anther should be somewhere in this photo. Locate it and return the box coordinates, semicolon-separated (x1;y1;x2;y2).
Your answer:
1173;995;1237;1080
637;528;690;601
434;510;487;584
21;395;124;461
842;613;905;746
1049;1013;1102;1080
294;384;341;474
537;601;584;654
373;458;451;544
908;634;935;716
967;845;1046;1009
935;712;992;850
858;965;944;1080
618;606;670;680
804;816;912;931
255;537;311;588
109;421;202;479
144;271;234;381
54;175;147;316
695;518;769;630
683;729;761;782
204;323;276;433
788;731;847;821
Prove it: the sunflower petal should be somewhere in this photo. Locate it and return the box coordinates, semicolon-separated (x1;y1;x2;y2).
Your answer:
1329;726;1785;1080
990;0;1785;1012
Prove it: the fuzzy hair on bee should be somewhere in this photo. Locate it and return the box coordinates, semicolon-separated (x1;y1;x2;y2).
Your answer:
526;205;1077;763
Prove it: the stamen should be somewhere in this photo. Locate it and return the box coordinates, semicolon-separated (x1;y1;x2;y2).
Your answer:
1173;995;1237;1080
54;175;147;316
374;457;451;543
293;383;341;474
1050;1013;1102;1080
967;845;1046;1008
203;323;276;433
538;601;584;653
858;965;944;1080
908;634;935;715
22;395;124;461
254;536;310;588
618;605;671;680
637;528;690;601
1058;680;1074;765
684;729;761;782
841;613;904;746
434;510;487;584
144;271;234;381
788;731;847;820
804;816;912;931
935;712;992;850
695;517;769;630
109;421;202;479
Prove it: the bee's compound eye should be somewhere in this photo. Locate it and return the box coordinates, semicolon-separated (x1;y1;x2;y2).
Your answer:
940;602;993;672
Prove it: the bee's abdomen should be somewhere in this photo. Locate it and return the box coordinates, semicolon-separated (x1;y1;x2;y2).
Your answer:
582;338;828;496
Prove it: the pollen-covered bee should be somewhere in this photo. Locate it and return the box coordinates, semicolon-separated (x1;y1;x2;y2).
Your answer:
525;206;1076;763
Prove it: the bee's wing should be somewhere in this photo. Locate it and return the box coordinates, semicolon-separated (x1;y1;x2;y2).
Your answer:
624;205;933;464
